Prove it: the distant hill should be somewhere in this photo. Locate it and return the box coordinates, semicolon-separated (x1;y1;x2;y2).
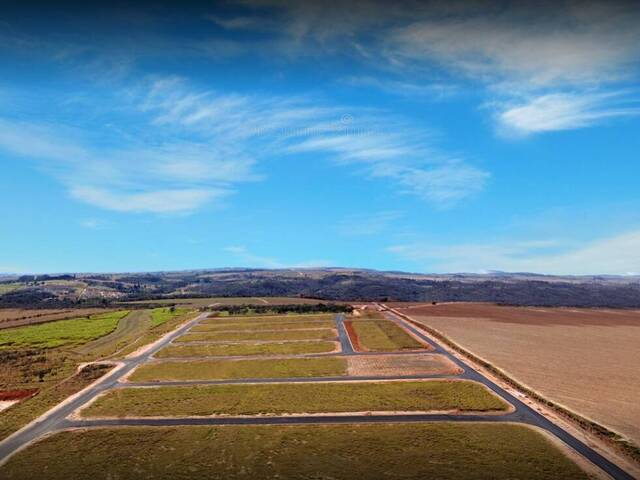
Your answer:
1;268;640;309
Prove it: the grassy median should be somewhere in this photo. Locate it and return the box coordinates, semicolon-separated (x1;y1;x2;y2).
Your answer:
175;329;336;343
129;357;348;382
81;380;508;417
155;341;337;358
0;424;587;480
348;319;427;351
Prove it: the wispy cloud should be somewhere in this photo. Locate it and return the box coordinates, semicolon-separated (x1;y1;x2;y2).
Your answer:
388;230;640;275
495;91;640;136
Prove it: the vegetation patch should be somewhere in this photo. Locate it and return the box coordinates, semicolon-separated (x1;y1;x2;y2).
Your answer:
150;307;191;328
175;329;336;343
129;357;348;382
202;314;333;323
191;320;335;332
0;424;588;480
155;341;337;358
347;319;428;351
0;311;129;350
82;380;507;417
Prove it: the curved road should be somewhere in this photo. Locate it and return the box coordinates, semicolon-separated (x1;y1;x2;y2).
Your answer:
0;309;635;480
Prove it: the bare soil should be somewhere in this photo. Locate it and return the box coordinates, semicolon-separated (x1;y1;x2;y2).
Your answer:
397;302;640;446
347;353;461;377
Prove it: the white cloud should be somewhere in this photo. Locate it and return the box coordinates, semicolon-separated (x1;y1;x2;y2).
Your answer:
388;230;640;275
495;92;640;136
71;187;226;214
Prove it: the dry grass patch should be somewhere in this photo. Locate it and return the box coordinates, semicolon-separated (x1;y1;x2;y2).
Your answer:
347;319;429;352
82;380;508;417
155;341;337;358
175;329;336;343
129;357;348;382
191;320;335;332
0;424;588;480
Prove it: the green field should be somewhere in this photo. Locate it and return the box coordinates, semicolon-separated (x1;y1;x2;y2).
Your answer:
349;319;427;351
175;329;336;343
129;357;348;382
149;307;191;328
82;380;507;417
0;311;130;349
0;424;587;480
155;341;337;358
191;320;335;332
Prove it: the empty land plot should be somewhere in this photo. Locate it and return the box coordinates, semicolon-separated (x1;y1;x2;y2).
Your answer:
155;341;337;358
81;380;508;417
0;311;130;350
347;353;461;377
126;297;339;307
200;314;333;325
399;302;640;445
175;329;336;343
129;357;348;382
0;423;588;480
149;307;191;327
191;320;335;332
346;319;429;351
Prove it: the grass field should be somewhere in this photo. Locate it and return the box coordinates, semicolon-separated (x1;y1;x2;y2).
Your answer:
191;320;335;332
0;423;587;480
155;341;337;358
129;357;348;382
175;329;336;343
399;303;640;446
82;380;507;417
201;314;333;324
0;311;130;349
0;424;587;480
149;307;191;328
125;297;342;307
0;283;23;294
0;308;108;330
347;319;427;351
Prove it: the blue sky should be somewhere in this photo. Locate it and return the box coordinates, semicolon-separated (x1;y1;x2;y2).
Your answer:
1;0;640;275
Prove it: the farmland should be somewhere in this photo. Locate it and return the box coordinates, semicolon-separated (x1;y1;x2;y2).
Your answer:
81;380;508;417
395;303;640;446
0;424;588;480
0;311;129;349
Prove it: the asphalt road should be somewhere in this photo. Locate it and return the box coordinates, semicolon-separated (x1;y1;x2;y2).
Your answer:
0;312;206;465
0;308;635;480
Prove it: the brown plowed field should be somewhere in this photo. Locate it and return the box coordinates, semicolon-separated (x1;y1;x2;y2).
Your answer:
395;302;640;445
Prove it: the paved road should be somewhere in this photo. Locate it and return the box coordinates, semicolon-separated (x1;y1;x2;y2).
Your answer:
0;308;634;480
334;313;355;354
380;305;634;480
0;313;206;465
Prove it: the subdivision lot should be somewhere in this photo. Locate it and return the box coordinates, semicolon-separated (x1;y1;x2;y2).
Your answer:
175;329;336;342
125;297;344;307
155;341;338;358
129;357;349;381
346;319;429;351
201;313;334;323
190;320;335;332
0;424;588;480
128;353;459;382
397;302;640;446
81;380;508;417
